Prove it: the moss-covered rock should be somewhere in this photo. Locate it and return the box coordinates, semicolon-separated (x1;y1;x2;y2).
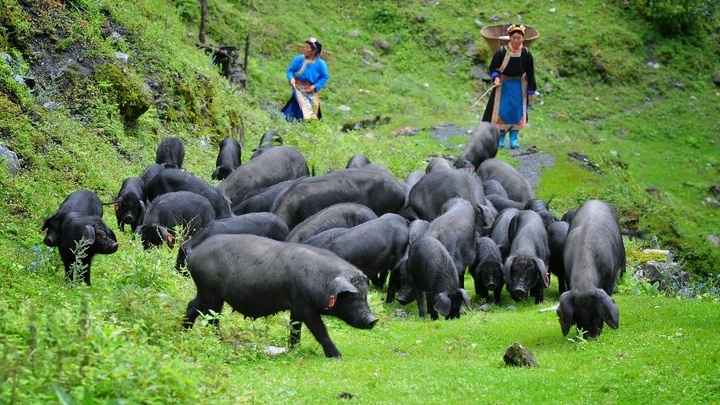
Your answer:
96;63;151;123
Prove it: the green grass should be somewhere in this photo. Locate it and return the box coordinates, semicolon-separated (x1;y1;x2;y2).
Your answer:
2;0;720;402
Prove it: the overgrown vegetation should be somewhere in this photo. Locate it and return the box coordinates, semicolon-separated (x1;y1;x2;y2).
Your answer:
1;0;719;403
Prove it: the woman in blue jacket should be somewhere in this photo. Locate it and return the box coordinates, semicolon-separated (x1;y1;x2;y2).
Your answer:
282;37;329;121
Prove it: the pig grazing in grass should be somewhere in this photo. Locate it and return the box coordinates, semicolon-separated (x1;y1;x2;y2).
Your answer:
557;200;624;338
183;234;378;358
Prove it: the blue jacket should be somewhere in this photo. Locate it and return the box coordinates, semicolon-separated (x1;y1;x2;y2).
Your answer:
286;55;329;91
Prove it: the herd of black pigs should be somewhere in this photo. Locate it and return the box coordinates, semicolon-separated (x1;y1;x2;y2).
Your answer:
40;123;625;358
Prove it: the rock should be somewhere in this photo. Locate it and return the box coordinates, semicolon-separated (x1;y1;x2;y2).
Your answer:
348;29;360;38
0;144;20;176
709;183;720;196
263;346;288;356
373;38;391;54
472;64;492;82
479;303;492;312
641;249;673;262
708;234;720;248
714;71;720;87
503;342;538;367
392;308;408;318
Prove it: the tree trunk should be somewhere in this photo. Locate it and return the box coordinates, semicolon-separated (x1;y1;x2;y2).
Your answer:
199;0;207;44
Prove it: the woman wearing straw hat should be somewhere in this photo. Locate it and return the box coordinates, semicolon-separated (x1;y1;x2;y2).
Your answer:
281;37;329;121
482;24;537;149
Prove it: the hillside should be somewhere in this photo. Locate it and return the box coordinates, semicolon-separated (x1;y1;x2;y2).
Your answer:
2;0;719;272
1;0;720;402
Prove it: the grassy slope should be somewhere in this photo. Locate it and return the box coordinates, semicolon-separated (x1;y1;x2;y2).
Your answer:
1;0;720;403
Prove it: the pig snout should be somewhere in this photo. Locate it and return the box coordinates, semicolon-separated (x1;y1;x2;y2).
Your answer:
512;286;527;300
362;314;378;329
103;239;119;253
44;234;57;247
122;213;135;224
486;281;497;290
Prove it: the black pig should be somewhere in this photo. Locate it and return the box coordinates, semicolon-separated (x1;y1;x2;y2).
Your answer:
470;236;505;305
113;177;146;232
155;136;185;169
42;190;118;285
408;236;471;320
557;200;624;338
183;234;378;358
212;137;242;181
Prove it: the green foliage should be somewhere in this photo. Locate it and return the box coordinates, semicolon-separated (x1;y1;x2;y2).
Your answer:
1;0;720;402
639;0;720;36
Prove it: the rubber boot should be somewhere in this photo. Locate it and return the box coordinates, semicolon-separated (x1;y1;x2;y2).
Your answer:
498;132;506;148
509;131;520;149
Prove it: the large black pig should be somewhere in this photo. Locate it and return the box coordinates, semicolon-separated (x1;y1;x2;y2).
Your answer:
557;200;624;338
42;190;118;285
408;236;471;320
231;179;297;215
42;190;103;247
113;177;146;232
219;145;308;206
183;234;378;358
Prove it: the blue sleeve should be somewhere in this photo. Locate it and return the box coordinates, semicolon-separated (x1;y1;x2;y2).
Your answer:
286;55;304;82
314;60;329;92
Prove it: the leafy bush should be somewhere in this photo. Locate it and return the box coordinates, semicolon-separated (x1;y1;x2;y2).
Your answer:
638;0;720;36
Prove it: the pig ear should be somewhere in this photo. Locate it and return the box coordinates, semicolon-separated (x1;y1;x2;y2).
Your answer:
159;227;174;248
557;291;574;336
138;200;146;219
596;288;619;330
459;288;472;311
83;224;96;245
434;292;451;318
535;258;549;288
328;276;358;308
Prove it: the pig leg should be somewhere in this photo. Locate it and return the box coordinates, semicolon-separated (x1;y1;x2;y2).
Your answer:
385;268;399;304
427;295;439;321
493;286;503;305
414;290;427;319
533;285;545;305
291;308;341;358
183;292;224;328
477;286;491;304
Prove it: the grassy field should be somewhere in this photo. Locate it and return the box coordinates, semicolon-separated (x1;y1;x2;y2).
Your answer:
1;0;720;403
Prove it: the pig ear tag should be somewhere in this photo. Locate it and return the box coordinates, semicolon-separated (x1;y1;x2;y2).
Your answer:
327;295;337;309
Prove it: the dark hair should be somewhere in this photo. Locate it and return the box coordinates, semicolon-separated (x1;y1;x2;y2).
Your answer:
306;37;323;55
